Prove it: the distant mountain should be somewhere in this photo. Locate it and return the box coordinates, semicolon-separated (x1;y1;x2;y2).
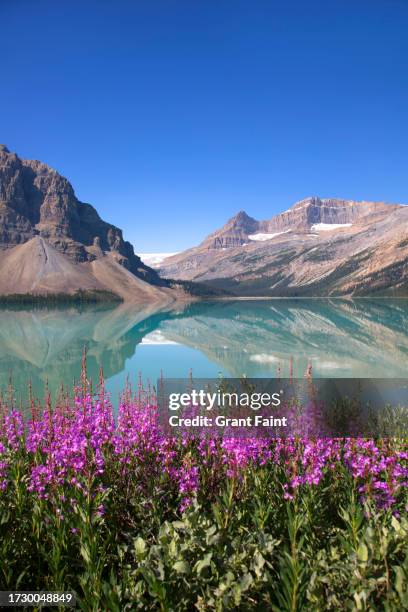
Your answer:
0;145;186;303
159;196;408;296
138;252;180;267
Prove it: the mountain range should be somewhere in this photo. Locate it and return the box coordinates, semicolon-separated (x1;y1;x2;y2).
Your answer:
0;145;189;303
1;145;407;299
158;197;408;296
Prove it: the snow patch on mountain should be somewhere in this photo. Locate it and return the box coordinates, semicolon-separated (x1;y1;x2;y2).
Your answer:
311;223;352;231
138;253;179;267
248;230;291;241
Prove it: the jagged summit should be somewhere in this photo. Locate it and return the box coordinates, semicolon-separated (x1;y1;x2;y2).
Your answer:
229;210;253;221
193;197;400;252
0;144;163;284
0;146;187;302
159;196;408;296
199;210;258;249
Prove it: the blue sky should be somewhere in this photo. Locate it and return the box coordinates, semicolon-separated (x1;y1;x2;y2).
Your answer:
1;0;407;251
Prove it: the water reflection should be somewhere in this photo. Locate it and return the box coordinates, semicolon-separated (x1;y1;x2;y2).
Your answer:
0;299;407;402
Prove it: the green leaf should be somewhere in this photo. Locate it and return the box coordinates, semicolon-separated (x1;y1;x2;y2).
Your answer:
169;538;177;557
80;544;91;565
357;543;368;563
239;573;253;592
252;552;266;577
195;552;212;575
394;566;405;599
134;537;147;559
391;515;401;533
173;560;190;574
172;521;185;530
232;584;242;606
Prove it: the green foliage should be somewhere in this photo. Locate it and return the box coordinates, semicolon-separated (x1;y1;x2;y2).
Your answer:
169;279;231;297
0;289;123;306
1;453;407;610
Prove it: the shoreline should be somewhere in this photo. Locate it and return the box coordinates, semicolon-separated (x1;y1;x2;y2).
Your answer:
1;292;408;307
207;294;408;301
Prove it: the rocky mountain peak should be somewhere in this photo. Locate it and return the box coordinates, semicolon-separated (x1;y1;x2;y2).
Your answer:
227;210;257;229
292;196;320;208
158;194;407;296
0;146;163;285
230;210;252;222
200;210;258;250
159;199;408;297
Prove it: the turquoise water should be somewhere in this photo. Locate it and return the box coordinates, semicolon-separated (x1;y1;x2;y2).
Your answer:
0;299;407;403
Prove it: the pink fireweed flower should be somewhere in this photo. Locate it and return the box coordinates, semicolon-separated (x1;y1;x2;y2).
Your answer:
0;388;405;514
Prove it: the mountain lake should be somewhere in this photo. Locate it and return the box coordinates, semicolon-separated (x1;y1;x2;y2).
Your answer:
0;298;407;405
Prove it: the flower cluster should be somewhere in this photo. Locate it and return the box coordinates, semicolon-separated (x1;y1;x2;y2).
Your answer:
0;390;407;512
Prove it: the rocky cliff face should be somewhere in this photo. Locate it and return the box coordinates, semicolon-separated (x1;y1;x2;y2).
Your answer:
159;197;408;296
0;145;200;302
196;197;400;251
0;144;160;284
259;196;398;232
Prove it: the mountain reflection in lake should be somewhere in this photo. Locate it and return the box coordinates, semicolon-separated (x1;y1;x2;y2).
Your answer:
0;299;407;403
